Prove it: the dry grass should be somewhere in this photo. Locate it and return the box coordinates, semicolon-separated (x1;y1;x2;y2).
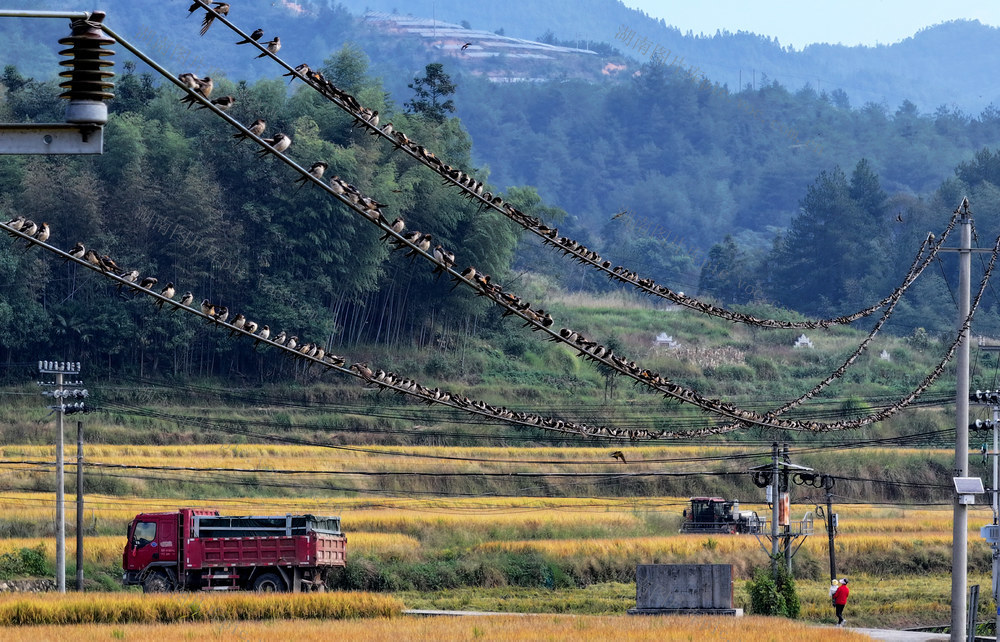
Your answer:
0;614;870;641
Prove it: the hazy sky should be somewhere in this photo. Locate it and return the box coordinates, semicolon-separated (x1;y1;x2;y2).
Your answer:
620;0;1000;49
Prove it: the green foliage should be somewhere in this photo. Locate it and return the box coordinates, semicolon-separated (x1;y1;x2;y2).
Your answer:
747;564;800;618
0;544;47;579
405;63;457;124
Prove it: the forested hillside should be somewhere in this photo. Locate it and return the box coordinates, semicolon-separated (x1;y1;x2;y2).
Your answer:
3;0;1000;378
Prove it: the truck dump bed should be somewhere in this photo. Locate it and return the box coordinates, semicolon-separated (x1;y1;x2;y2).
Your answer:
182;510;346;570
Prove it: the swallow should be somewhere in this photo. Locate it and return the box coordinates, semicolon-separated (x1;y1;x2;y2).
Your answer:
213;306;229;324
67;242;85;260
25;222;49;248
84;249;101;268
256;36;280;58
283;63;310;82
233;118;265;142
380;122;394;138
256;133;291;156
286;336;298;351
329;176;346;195
156;282;175;309
4;215;25;232
253;324;270;348
180;77;213;108
177;72;200;89
294;161;328;189
20;220;37;237
896;213;903;222
610;451;627;463
120;270;139;285
197;95;235;111
461;42;472;50
139;277;157;290
272;330;286;345
236;28;264;45
199;2;229;36
100;254;121;273
179;292;194;307
229;313;246;334
380;217;405;241
200;298;214;316
244;320;258;334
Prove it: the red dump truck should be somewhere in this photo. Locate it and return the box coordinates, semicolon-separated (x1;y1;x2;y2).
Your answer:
122;508;347;592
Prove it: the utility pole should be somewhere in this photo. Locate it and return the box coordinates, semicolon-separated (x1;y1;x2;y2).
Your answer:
76;420;84;591
783;444;792;574
824;475;837;582
770;442;780;572
951;200;972;642
38;361;85;594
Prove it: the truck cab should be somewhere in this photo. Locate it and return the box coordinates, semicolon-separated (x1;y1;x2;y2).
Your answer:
122;510;216;591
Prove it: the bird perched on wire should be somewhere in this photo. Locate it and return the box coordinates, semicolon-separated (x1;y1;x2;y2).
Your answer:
197;95;235;111
179;76;213;108
200;298;214;316
100;254;121;274
199;2;229;36
294;161;328;190
156;282;175;309
179;292;194;307
138;277;157;291
20;220;37;237
67;242;85;260
236;28;264;45
256;133;291;156
283;63;310;82
25;222;49;248
233;118;265;143
256;36;280;58
212;306;229;324
610;451;627;463
4;215;24;232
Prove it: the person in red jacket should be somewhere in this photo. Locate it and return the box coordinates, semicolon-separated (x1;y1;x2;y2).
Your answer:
833;578;850;626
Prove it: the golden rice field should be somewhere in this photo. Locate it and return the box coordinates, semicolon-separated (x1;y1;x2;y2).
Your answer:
0;591;403;625
0;614;870;641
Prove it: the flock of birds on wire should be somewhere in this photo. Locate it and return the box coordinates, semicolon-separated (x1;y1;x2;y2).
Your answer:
0;1;979;439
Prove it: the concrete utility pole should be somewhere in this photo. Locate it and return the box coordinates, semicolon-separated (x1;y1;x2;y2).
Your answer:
38;361;85;594
783;444;792;574
771;442;780;571
951;201;972;642
76;420;84;591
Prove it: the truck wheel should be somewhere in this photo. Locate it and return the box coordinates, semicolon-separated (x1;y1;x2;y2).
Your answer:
253;572;287;592
142;571;172;593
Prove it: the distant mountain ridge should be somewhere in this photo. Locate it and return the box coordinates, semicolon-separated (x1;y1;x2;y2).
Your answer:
333;0;1000;115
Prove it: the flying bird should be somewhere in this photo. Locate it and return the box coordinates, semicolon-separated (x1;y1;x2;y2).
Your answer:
610;451;627;463
233;118;266;142
896;213;903;223
199;2;229;36
256;36;280;58
461;42;472;50
236;28;264;45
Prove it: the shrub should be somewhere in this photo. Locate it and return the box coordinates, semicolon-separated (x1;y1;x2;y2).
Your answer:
746;564;800;618
0;544;48;579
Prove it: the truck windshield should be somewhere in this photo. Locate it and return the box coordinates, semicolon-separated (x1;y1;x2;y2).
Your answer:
133;521;155;547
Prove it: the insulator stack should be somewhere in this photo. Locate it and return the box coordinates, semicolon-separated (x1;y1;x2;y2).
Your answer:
58;11;115;124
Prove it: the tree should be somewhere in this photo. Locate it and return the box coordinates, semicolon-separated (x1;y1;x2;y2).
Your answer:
405;63;456;124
